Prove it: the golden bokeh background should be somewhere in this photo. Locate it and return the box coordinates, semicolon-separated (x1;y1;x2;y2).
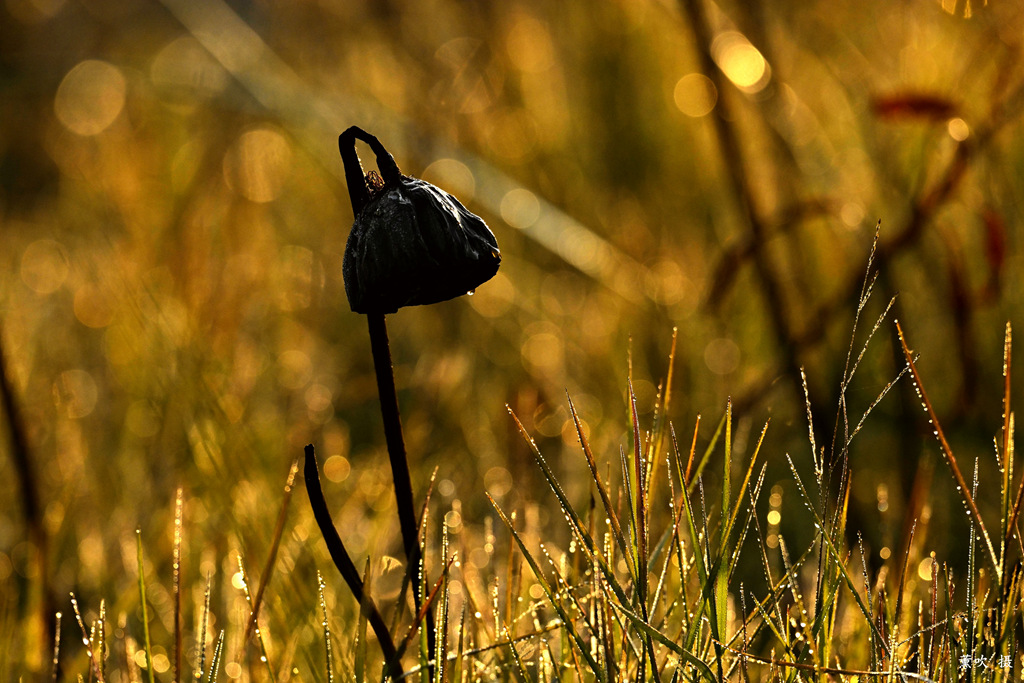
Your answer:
2;0;1024;676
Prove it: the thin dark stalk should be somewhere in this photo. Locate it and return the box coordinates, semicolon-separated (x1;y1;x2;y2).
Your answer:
0;330;55;652
304;444;403;678
367;312;423;605
338;126;436;665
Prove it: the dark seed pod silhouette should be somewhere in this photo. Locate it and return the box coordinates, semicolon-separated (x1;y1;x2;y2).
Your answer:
339;127;501;314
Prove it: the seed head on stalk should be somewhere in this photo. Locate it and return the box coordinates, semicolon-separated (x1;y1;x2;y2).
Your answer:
309;125;500;674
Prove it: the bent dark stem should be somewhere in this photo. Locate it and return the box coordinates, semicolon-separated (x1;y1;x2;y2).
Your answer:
304;445;403;679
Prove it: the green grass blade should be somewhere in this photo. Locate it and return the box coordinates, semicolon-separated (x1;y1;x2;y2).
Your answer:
355;560;369;683
567;393;635;581
506;408;637;620
135;531;155;683
488;493;607;681
317;571;335;683
785;454;890;659
608;600;717;682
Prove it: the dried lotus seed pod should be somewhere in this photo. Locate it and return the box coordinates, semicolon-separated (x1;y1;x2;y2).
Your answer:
338;127;501;314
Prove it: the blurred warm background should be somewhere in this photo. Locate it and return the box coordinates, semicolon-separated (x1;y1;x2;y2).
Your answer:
3;0;1024;676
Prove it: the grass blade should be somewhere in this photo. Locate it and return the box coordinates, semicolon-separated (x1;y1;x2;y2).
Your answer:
173;486;183;683
195;573;212;681
50;610;61;683
236;554;276;682
243;456;299;645
135;532;155;683
207;630;225;683
896;321;1000;578
317;571;335;683
487;493;606;681
568;393;635;580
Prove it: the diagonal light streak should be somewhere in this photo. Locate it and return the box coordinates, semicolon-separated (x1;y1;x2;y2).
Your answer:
159;0;651;305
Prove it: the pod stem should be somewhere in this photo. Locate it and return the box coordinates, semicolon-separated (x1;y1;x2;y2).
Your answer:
367;313;421;571
366;312;436;658
338;126;402;201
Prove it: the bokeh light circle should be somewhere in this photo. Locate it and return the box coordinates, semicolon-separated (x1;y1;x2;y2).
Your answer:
54;60;127;136
674;73;718;117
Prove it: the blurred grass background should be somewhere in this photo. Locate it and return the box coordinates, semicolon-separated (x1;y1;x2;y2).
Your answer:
2;0;1024;677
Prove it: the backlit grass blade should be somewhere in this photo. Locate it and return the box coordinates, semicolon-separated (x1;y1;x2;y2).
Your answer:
688;411;727;492
683;415;701;486
506;408;637;617
451;604;466;683
626;380;663;683
96;599;107;683
722;419;768;559
892;519;917;659
722;399;732;538
897;321;1000;579
698;481;726;680
785;453;890;658
1001;323;1013;558
487;493;606;681
355;560;369;683
726;462;767;583
647;327;678;486
677;464;710;654
502;624;531;683
208;630;225;683
70;592;98;681
317;571;335;683
173;487;183;683
236;553;276;682
607;600;717;681
195;573;212;681
568;393;634;580
50;610;61;683
135;531;155;683
243;457;299;646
